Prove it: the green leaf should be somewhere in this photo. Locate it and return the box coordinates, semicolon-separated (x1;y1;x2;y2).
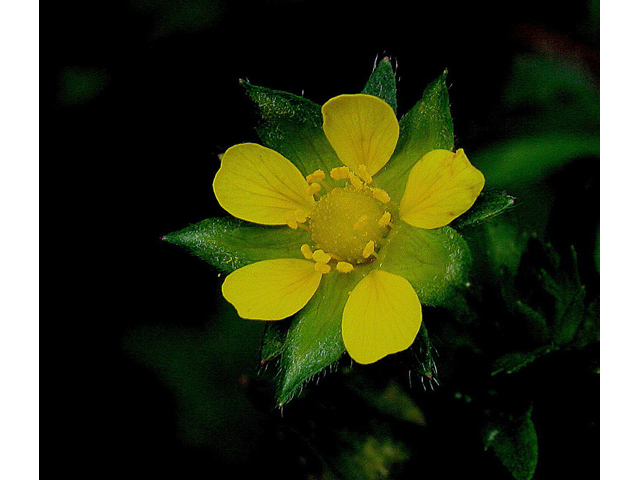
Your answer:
543;246;586;345
569;298;599;349
379;223;471;306
469;215;528;283
277;270;363;405
375;71;454;200
509;298;552;343
163;217;310;273
491;345;559;376
514;240;590;347
452;190;516;230
344;375;426;426
484;405;538;480
361;57;397;113
241;81;342;177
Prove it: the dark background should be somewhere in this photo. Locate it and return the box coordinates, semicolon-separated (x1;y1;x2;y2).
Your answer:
49;1;599;478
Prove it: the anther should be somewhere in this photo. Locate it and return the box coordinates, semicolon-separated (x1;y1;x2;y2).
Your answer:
353;215;368;230
306;183;321;196
330;166;350;180
336;261;354;273
306;170;326;183
362;240;376;259
312;249;332;264
300;244;313;260
294;209;308;224
314;262;331;274
371;188;391;204
357;165;373;184
348;171;364;191
378;211;392;227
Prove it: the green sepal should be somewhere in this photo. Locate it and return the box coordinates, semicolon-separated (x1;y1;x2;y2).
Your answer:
163;217;311;273
483;405;538;480
276;270;364;406
452;190;516;230
260;322;288;365
361;57;397;113
409;323;437;381
379;222;471;307
241;81;342;177
375;71;454;200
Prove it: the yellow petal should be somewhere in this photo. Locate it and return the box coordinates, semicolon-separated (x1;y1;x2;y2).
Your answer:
222;259;322;320
342;269;422;364
213;143;315;225
322;94;399;176
399;149;485;229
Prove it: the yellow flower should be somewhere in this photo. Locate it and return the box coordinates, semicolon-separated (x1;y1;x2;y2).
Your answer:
213;94;485;364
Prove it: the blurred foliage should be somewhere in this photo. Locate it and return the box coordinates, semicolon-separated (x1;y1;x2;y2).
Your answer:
57;66;110;106
123;297;265;452
473;53;598;188
483;405;538;480
130;0;223;39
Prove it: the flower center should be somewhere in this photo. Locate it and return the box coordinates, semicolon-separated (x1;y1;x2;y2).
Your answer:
293;166;394;273
309;186;391;264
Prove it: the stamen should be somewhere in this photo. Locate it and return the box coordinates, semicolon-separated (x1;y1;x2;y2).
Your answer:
371;187;391;204
300;244;314;260
330;166;350;180
305;170;326;183
306;182;321;196
336;261;354;273
312;249;332;264
348;171;364;191
362;240;376;259
286;217;298;229
357;165;373;184
294;209;308;224
314;262;331;274
318;179;333;191
353;215;368;230
378;211;392;227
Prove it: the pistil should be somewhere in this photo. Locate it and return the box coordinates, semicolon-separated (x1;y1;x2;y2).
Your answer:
297;166;395;270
